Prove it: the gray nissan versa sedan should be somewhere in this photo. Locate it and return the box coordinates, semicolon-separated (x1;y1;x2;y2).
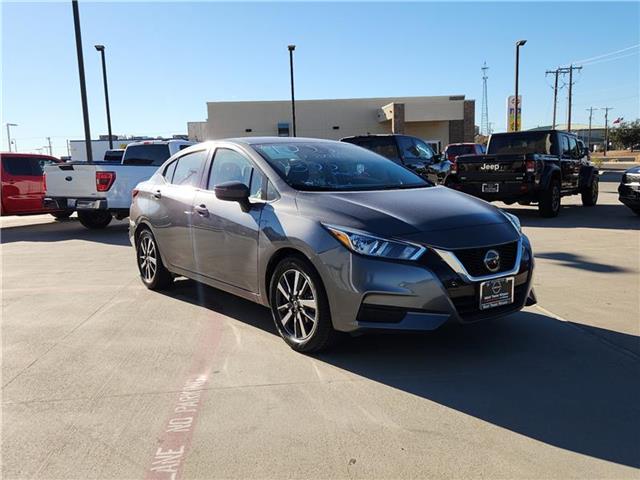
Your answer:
129;137;536;352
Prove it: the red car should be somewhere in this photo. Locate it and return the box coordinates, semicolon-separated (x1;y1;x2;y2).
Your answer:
1;153;71;218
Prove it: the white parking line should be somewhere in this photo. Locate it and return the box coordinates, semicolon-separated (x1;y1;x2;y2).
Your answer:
535;305;639;361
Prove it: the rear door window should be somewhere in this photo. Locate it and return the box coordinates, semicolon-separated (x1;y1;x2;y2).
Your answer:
343;137;400;162
561;135;571;157
171;150;208;187
163;160;178;182
2;156;39;176
122;144;171;166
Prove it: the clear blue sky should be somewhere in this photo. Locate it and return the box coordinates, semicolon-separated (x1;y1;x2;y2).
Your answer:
2;1;639;156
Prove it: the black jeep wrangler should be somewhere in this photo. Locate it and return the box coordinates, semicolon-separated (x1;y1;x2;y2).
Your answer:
447;130;599;217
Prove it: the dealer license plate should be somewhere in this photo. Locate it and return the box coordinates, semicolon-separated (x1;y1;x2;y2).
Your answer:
479;277;514;310
482;183;500;193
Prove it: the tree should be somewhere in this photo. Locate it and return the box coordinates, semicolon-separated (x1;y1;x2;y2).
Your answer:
609;119;640;149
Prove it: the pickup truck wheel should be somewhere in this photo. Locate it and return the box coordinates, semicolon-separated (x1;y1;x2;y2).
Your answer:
77;210;112;229
581;176;598;206
51;210;73;220
539;178;561;218
136;229;173;290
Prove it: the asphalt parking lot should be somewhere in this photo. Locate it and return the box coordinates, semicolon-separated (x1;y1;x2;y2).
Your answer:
2;171;639;479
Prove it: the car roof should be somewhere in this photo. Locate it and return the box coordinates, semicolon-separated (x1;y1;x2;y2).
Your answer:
126;139;192;147
0;152;60;160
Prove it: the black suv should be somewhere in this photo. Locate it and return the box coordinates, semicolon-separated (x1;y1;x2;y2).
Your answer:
447;130;599;217
340;134;452;184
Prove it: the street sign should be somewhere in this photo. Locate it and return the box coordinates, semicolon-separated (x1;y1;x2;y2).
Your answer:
507;95;522;132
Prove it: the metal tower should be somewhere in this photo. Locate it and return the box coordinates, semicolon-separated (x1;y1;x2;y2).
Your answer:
480;62;490;136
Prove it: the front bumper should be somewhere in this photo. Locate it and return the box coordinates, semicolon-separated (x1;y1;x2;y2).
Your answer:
618;183;640;209
315;235;535;333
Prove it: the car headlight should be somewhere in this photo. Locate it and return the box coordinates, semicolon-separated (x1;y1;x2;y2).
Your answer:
324;225;425;261
503;211;522;234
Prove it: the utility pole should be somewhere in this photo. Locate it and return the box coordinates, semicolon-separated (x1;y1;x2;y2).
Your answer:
566;64;582;132
72;0;93;162
47;137;52;156
601;107;613;156
546;69;560;129
586;107;593;151
514;40;527;131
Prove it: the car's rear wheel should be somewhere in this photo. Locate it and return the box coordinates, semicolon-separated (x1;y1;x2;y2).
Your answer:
581;176;598;206
51;210;73;220
136;229;173;290
539;178;561;217
269;256;337;353
77;210;112;229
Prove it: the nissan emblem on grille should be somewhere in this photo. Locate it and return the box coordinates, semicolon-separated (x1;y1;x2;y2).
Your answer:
483;249;501;272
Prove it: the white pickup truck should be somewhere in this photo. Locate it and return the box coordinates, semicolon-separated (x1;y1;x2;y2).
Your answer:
44;139;193;229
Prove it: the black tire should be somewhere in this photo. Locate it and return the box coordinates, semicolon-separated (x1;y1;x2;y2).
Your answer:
51;210;73;220
581;176;599;206
269;256;337;353
77;210;112;229
136;228;173;290
539;177;561;218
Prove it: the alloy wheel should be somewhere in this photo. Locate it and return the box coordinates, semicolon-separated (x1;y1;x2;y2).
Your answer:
274;268;318;341
138;235;157;282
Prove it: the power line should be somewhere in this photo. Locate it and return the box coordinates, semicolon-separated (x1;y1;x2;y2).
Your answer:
571;44;639;65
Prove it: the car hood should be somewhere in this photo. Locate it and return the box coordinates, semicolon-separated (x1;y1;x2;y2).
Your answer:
295;186;519;249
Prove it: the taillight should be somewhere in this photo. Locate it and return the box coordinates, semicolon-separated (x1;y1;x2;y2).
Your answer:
525;160;536;173
450;160;457;175
43;172;47;192
96;171;116;192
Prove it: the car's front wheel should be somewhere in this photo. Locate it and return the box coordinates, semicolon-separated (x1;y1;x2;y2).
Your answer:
269;256;337;353
136;229;173;290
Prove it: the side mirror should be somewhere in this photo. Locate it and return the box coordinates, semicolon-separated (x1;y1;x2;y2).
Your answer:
214;181;250;211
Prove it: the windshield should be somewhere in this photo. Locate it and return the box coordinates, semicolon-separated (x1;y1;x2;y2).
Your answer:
122;144;171;166
253;141;428;191
488;132;555;155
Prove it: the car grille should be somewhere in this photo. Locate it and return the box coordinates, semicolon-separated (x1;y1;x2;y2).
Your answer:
452;241;518;277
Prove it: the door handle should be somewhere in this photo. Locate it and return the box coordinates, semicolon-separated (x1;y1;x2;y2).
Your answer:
153;190;162;199
194;204;209;216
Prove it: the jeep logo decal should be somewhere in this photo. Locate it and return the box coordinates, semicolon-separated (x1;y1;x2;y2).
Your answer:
480;164;500;171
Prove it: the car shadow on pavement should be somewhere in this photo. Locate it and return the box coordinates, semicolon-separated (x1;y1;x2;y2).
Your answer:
317;313;640;470
534;251;632;273
161;279;640;469
0;218;130;246
504;204;639;231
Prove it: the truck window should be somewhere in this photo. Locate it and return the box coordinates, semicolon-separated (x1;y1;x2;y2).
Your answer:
488;132;555;155
122;144;171;166
343;137;400;161
2;156;40;176
561;135;571;157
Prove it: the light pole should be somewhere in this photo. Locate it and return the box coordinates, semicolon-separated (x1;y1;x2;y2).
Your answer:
72;0;93;162
6;123;17;152
514;39;527;131
94;44;113;149
288;44;297;137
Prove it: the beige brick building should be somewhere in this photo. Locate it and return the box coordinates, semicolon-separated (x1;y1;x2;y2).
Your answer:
188;95;475;149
